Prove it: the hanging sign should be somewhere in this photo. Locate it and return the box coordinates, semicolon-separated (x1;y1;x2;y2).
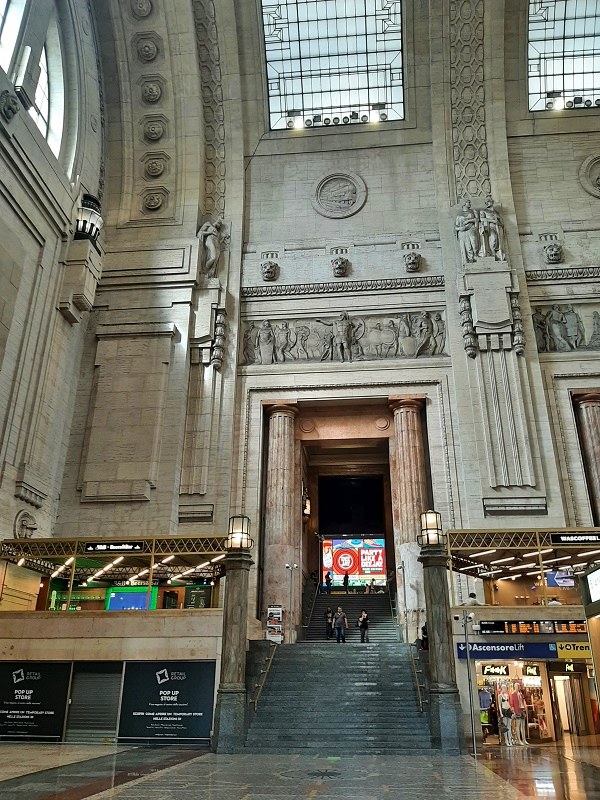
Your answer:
523;664;541;677
84;541;144;552
266;605;284;644
481;664;509;677
556;641;592;659
457;641;558;660
550;532;600;545
0;662;71;741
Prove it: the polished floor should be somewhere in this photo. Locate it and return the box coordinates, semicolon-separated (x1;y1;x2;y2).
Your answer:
1;739;600;799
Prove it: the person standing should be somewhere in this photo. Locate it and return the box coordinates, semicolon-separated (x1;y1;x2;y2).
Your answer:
358;609;369;643
333;606;348;643
325;571;332;595
343;571;349;594
324;607;333;640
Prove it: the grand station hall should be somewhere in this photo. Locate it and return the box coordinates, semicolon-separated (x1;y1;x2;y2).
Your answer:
4;0;600;798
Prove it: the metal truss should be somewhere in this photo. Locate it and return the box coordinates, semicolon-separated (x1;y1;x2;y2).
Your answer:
447;527;600;552
0;535;228;560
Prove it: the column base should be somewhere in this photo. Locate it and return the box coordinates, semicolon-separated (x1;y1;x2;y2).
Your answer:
429;686;465;754
212;686;247;753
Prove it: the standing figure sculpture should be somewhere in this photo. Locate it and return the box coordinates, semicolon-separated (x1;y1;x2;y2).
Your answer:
316;312;357;362
546;305;570;352
431;312;446;355
590;311;600;349
243;322;257;364
532;308;549;353
256;320;276;364
197;218;224;279
455;198;479;264
478;196;506;260
563;304;585;350
415;311;434;358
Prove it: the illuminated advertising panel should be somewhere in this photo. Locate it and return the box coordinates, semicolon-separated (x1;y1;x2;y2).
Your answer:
322;538;386;585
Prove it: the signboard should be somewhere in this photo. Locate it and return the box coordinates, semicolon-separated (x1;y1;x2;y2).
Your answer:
565;662;575;672
480;620;586;635
0;662;71;741
587;568;600;603
84;541;144;552
481;664;509;677
266;605;284;644
321;538;386;585
523;664;541;677
118;661;215;741
556;641;592;659
550;532;600;546
184;586;212;609
457;641;558;660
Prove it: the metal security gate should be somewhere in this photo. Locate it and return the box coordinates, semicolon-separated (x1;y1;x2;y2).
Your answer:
64;662;123;743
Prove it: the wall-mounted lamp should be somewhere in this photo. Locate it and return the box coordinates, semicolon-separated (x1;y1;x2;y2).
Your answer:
74;194;103;245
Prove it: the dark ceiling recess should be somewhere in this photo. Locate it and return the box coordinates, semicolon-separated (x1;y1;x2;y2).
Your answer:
318;475;385;537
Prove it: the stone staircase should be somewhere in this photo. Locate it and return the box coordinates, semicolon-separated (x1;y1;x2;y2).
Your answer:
245;641;432;754
302;592;399;643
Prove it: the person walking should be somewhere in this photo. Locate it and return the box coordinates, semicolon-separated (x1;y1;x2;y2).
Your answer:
343;570;349;594
325;571;332;594
324;607;333;640
333;606;348;643
358;609;369;643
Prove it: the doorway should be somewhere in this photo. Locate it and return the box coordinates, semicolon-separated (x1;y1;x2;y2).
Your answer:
552;674;589;738
65;662;123;743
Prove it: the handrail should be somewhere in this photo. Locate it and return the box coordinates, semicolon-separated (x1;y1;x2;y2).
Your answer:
408;643;426;714
302;582;320;627
251;643;277;712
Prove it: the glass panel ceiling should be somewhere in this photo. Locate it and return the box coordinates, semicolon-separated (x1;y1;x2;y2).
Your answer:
529;0;600;110
262;0;404;130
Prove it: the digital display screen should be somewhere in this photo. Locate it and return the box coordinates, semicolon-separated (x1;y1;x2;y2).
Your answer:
322;538;386;585
554;620;588;635
546;570;576;588
588;568;600;603
106;586;158;610
480;619;587;635
504;621;554;635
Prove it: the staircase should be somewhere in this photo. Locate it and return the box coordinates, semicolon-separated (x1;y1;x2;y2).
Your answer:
303;592;399;642
245;641;432;754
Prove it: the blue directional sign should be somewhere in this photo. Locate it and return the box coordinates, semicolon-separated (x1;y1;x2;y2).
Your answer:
456;641;558;660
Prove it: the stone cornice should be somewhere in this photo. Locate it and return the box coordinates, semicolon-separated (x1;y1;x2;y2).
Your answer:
241;276;445;298
525;266;600;282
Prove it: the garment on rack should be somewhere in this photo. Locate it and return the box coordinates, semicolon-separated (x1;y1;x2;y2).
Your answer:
479;688;492;710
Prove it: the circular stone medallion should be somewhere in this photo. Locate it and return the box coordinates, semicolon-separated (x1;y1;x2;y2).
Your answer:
311;172;367;219
578;154;600;199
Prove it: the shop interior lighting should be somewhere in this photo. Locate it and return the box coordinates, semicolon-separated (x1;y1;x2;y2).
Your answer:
577;549;600;557
490;556;515;565
160;555;174;563
525;570;542;576
197;561;210;569
548;555;573;563
478;569;502;576
17;557;25;566
522;549;553;559
65;557;74;566
508;562;536;570
136;569;149;578
472;550;497;558
211;554;226;562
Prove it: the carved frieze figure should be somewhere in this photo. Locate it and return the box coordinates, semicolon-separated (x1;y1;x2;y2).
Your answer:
590;311;600;348
532;307;549;353
563;304;585;349
546;305;570;352
543;242;563;264
404;252;422;273
478;196;506;261
455;198;479;264
331;256;350;277
197;218;224;279
256;320;275;364
274;321;296;362
316;311;355;362
415;311;434;357
431;312;446;355
261;260;279;281
0;90;19;122
243;322;257;364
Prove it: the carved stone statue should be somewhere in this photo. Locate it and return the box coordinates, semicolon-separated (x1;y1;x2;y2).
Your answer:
431;312;446;355
546;305;570;351
261;261;279;281
590;311;600;348
331;257;350;277
563;304;585;349
316;311;365;363
274;321;296;362
478;196;506;261
415;311;434;357
532;307;549;352
197;218;224;279
256;320;275;364
0;90;19;122
404;252;422;273
455;198;479;264
243;322;257;364
543;242;563;264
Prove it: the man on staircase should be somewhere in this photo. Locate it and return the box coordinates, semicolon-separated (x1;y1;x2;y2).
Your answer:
333;606;348;643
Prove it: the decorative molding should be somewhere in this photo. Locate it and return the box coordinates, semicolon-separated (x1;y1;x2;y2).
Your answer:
526;266;600;282
459;294;477;358
210;311;226;371
449;0;490;200
0;90;19;123
331;256;350;277
483;497;547;516
178;504;214;523
242;275;445;298
14;479;47;509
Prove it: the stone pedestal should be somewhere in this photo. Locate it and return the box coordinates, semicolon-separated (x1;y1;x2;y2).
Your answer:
213;549;253;753
390;397;428;642
263;404;298;640
575;392;600;524
418;545;464;754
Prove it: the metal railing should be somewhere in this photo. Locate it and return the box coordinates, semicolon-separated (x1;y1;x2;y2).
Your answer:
408;643;426;714
251;643;277;712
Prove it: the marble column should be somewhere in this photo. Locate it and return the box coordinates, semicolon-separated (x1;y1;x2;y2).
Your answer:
575;392;600;524
213;548;253;753
418;545;464;753
263;404;298;642
389;397;428;643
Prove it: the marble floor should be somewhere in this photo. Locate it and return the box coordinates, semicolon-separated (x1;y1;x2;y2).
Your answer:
1;741;600;800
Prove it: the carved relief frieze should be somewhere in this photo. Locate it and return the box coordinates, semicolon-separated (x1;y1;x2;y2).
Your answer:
210;311;227;371
526;266;600;282
242;275;445;298
142;115;167;142
141;150;169;179
14;510;37;538
459;295;478;359
141;187;168;212
242;310;447;366
140;78;163;104
532;303;600;353
311;172;367;219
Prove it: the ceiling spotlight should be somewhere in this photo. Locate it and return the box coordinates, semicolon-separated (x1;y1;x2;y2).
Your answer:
342;116;350;124
566;100;574;108
546;101;554;109
585;99;593;107
305;119;313;127
361;114;368;123
380;112;388;121
333;117;340;124
595;99;600;106
324;117;331;125
554;97;565;110
286;119;294;128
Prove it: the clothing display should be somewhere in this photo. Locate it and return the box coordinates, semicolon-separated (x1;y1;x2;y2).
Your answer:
477;673;549;745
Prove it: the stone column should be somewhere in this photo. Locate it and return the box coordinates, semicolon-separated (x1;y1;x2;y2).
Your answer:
418;545;464;753
389;397;428;642
575;392;600;524
263;404;298;642
213;548;253;752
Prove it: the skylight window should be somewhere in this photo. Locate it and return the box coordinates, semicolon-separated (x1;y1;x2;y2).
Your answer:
529;0;600;110
262;0;404;130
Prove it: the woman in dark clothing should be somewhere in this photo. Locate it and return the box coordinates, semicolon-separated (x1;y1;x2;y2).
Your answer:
358;609;369;643
324;607;333;639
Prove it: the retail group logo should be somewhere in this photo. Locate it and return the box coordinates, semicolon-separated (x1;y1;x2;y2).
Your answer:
155;669;170;685
12;669;24;684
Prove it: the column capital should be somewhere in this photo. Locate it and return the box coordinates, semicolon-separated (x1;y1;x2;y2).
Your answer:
224;550;254;572
573;391;600;409
418;546;450;569
265;403;298;419
389;395;426;414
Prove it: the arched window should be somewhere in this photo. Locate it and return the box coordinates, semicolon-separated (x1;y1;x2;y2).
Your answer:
529;0;600;111
262;0;404;130
0;0;26;73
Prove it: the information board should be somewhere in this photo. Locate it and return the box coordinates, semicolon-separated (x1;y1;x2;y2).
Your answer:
479;620;587;635
118;661;215;741
0;662;71;741
184;586;212;609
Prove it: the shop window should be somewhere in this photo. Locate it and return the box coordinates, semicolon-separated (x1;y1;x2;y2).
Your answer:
529;0;600;111
262;0;404;130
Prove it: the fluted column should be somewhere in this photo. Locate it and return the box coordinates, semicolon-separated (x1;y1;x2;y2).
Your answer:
575;392;600;524
389;397;428;642
263;404;298;641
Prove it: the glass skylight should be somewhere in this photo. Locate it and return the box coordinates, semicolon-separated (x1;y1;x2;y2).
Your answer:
262;0;404;130
29;45;49;137
529;0;600;110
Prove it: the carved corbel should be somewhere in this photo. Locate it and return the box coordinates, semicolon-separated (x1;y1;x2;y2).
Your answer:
58;239;103;324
